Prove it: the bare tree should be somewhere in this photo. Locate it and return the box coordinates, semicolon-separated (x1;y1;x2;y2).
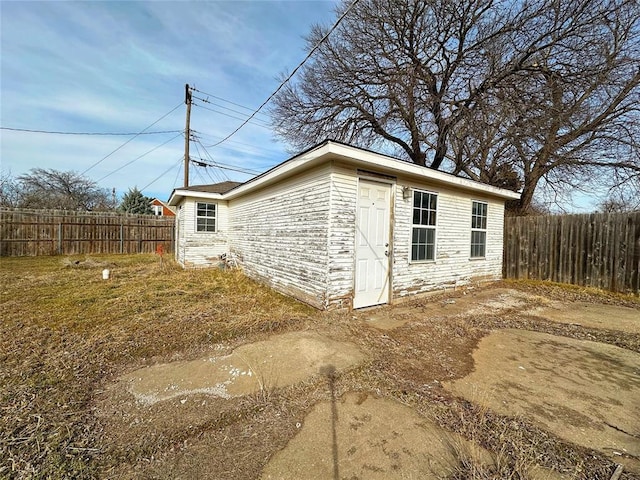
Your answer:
16;168;116;211
455;0;640;212
272;0;640;213
599;176;640;211
0;171;21;208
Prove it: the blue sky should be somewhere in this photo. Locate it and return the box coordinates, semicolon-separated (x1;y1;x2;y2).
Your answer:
1;0;337;201
1;1;611;212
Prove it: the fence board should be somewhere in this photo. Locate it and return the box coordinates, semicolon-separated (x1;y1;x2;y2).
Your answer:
504;212;640;294
0;208;175;256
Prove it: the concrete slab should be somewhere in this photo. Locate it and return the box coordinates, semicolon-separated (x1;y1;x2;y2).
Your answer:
120;331;366;405
530;302;640;334
262;392;472;479
445;329;640;472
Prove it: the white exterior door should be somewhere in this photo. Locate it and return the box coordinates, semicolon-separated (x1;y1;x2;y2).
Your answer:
354;179;391;308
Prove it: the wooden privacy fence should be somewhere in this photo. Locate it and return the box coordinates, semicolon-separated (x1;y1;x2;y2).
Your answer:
0;208;175;256
503;211;640;294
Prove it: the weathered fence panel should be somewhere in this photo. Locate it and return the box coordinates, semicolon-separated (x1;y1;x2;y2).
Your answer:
0;208;175;256
504;212;640;294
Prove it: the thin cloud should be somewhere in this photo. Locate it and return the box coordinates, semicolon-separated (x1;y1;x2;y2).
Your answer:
1;1;338;201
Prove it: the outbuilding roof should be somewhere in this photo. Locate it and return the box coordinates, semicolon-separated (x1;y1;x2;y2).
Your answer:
168;140;521;205
177;181;243;195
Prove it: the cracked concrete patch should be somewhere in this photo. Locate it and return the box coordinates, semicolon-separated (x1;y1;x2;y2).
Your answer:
362;288;542;330
262;392;479;480
445;329;640;472
119;331;366;404
261;392;569;480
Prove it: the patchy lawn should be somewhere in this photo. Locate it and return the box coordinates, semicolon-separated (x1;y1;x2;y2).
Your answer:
1;255;638;479
0;255;314;478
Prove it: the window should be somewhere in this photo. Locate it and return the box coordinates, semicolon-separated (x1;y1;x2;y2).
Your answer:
152;204;163;216
471;201;488;258
411;190;437;261
196;202;216;232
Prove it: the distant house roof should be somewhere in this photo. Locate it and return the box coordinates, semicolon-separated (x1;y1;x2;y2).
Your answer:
150;198;176;216
179;181;243;194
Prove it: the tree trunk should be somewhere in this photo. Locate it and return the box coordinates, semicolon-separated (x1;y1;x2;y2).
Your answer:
430;121;449;170
411;148;427;167
515;181;537;215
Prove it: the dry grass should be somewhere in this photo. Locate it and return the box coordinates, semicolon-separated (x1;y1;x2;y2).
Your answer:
501;279;640;308
0;254;315;478
1;256;637;479
439;399;603;480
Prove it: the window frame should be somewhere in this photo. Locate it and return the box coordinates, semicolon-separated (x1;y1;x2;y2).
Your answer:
470;200;488;258
195;202;217;233
152;204;163;216
410;189;438;263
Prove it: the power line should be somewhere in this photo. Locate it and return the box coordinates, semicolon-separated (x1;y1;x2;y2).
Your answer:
81;102;183;175
191;95;271;123
193;138;230;181
191;130;285;155
140;156;184;193
190;88;271;120
96;132;183;182
192;165;209;185
190;130;261;175
204;164;218;184
192;140;222;183
192;102;270;129
207;0;360;148
171;159;183;190
0;127;181;136
190;156;261;176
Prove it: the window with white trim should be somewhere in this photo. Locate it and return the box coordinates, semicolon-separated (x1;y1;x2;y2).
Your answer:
411;190;437;261
196;202;216;232
152;204;163;216
471;201;488;258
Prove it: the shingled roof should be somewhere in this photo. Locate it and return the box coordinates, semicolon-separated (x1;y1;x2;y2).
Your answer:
179;181;243;194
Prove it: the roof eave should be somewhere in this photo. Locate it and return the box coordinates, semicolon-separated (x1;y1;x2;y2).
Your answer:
169;140;521;203
222;142;330;200
168;189;226;206
325;142;520;200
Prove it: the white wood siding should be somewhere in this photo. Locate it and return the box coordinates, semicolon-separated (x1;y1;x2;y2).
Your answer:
176;197;230;268
326;164;506;307
228;164;332;309
392;178;505;298
175;203;185;265
174;160;508;309
326;164;358;308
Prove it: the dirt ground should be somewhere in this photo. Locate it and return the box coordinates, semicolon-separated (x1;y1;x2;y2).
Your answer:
96;284;640;479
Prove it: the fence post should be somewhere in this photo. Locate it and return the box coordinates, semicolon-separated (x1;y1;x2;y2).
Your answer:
120;223;124;254
57;223;62;254
172;224;175;255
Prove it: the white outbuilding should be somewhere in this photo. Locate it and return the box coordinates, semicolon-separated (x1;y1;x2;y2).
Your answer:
168;140;520;309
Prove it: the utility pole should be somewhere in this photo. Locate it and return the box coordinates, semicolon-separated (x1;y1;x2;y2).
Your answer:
184;83;192;187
